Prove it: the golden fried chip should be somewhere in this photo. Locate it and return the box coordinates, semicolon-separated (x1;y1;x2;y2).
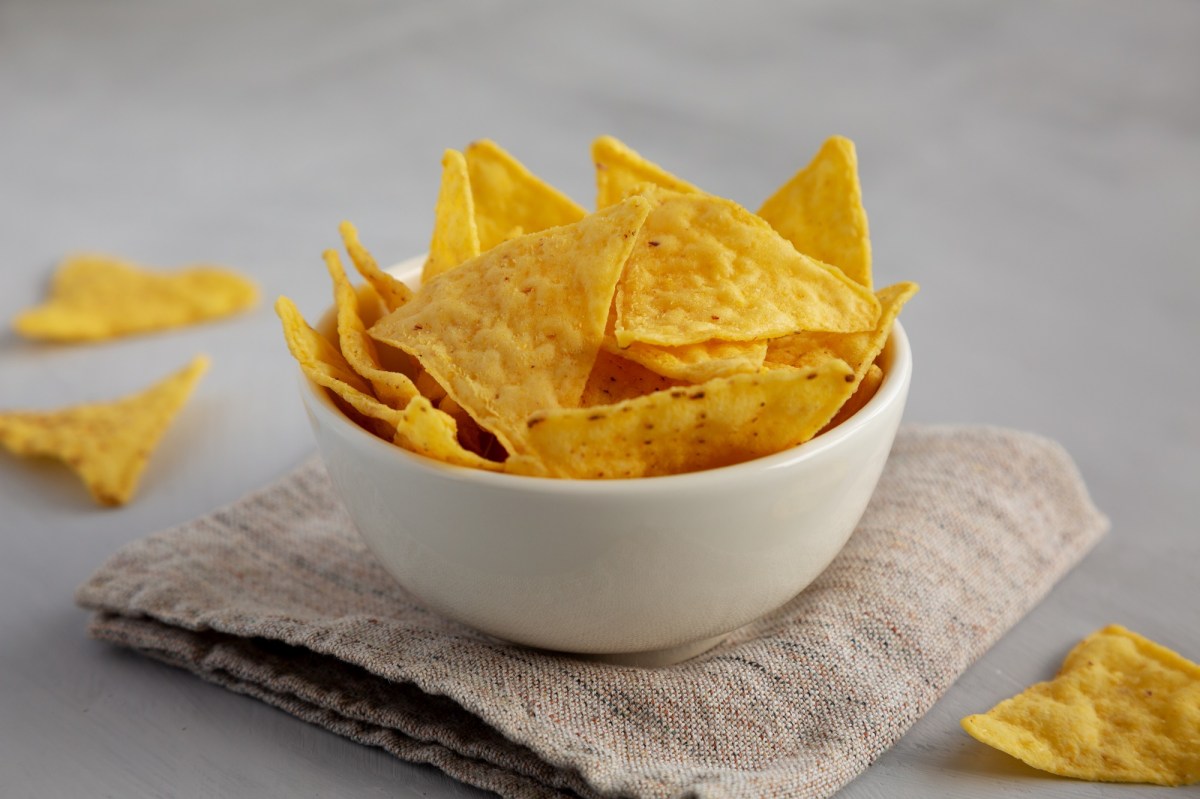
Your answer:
962;625;1200;786
13;256;256;342
353;282;388;328
614;186;881;348
0;356;208;505
369;197;652;457
581;350;681;407
758;136;873;290
767;282;918;387
276;296;372;395
422;149;481;284
338;222;413;312
603;337;768;383
325;250;419;408
414;368;448;404
464;139;586;251
820;362;883;433
275;297;498;470
591;135;701;209
512;354;855;478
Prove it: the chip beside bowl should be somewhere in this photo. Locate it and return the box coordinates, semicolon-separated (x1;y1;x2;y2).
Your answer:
298;258;912;666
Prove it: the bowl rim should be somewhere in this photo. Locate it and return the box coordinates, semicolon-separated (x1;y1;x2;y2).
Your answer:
299;259;911;495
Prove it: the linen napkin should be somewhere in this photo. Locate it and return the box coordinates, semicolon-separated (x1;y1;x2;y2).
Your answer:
76;425;1107;799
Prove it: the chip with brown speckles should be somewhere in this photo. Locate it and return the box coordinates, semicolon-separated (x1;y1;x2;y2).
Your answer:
510;355;855;479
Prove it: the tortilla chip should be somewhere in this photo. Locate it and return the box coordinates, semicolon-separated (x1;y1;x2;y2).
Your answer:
422;149;481;284
766;282;918;387
513;354;855;478
369;196;652;456
464;139;586;251
13;255;256;342
338;222;413;312
325;250;419;408
758;136;873;290
275;297;497;469
962;625;1199;786
614;186;881;348
0;356;208;505
581;349;681;407
604;337;767;383
820;362;883;433
591;135;701;209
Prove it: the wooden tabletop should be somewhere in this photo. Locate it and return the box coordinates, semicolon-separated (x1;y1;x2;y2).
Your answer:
2;1;1197;796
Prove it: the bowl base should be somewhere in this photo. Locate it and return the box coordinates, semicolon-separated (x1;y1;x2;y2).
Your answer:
568;633;729;668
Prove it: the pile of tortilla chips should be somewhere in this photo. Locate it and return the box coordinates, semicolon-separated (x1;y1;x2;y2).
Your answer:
278;136;918;478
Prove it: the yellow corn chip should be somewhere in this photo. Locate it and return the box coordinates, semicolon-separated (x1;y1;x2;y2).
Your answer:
464;139;587;252
820;362;883;433
962;625;1200;786
600;301;765;382
614;186;881;348
758;136;873;290
0;356;208;505
603;337;767;383
581;350;681;407
422;149;481;284
13;256;256;342
353;282;388;328
338;222;413;312
414;368;449;404
275;297;497;470
325;250;419;409
369;196;652;457
767;282;919;386
591;135;701;209
276;296;372;395
513;354;855;479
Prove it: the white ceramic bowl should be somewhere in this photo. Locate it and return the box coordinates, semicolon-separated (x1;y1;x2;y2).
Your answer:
299;260;911;666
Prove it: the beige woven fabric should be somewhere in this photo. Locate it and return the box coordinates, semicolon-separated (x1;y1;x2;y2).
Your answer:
77;425;1106;799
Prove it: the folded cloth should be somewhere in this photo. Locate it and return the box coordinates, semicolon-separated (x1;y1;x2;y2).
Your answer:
77;425;1107;799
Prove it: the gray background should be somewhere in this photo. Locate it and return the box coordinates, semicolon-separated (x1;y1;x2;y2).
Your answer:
1;1;1197;796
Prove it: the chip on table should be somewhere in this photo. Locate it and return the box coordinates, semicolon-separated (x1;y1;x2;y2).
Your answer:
0;356;209;505
962;625;1199;786
13;255;257;342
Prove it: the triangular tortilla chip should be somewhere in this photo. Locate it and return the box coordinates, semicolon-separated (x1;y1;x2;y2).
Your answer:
511;354;855;478
275;297;498;470
614;186;881;348
581;349;681;407
464;139;586;251
766;282;918;389
758;136;873;290
602;337;767;383
338;222;413;312
421;149;481;284
369;196;652;457
820;362;883;434
0;356;208;505
599;302;765;382
325;250;420;408
13;256;256;342
962;625;1200;786
591;135;701;209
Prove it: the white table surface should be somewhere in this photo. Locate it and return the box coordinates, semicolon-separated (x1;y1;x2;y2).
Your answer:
2;1;1197;796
